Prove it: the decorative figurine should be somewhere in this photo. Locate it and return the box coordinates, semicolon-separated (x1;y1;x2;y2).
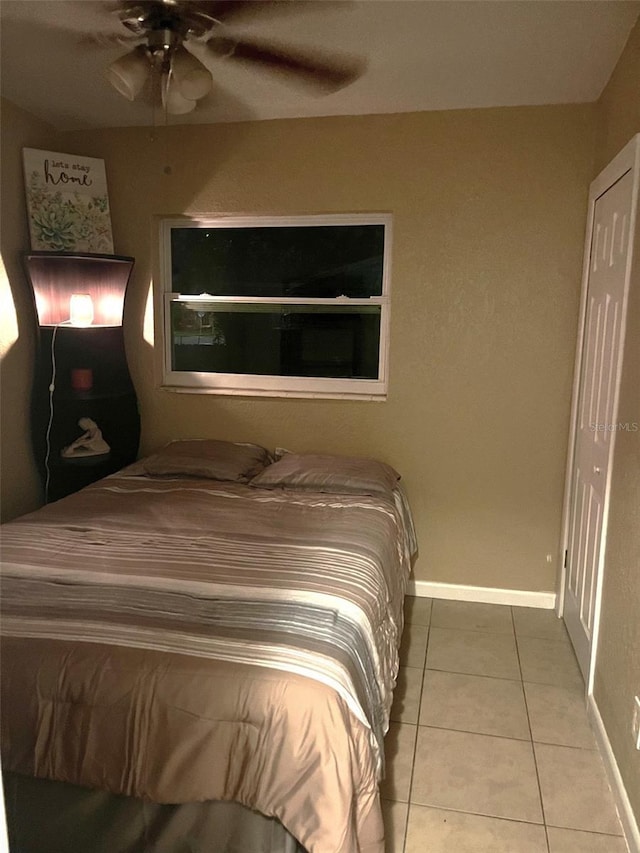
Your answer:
61;417;110;460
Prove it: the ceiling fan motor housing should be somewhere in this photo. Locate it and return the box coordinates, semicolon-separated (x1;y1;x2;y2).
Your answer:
146;28;180;66
119;1;214;42
106;0;364;113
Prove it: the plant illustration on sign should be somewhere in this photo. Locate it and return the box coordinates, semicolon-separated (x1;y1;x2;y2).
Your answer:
23;149;114;254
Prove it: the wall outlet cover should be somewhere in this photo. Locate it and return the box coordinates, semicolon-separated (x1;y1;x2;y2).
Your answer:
633;695;640;750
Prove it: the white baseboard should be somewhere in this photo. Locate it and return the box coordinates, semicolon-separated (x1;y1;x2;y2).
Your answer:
406;580;556;609
587;694;640;853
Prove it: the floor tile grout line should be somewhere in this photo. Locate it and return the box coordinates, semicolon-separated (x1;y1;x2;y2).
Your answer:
389;606;417;847
430;625;515;636
414;663;586;692
421;665;525;684
410;713;600;749
430;622;574;642
413;721;530;743
399;622;430;853
429;623;515;638
399;600;623;851
423;665;523;683
411;603;542;844
430;622;575;645
417;666;583;690
393;799;629;838
382;797;625;853
528;738;599;752
544;822;627;839
399;621;430;670
512;604;552;853
401;800;547;827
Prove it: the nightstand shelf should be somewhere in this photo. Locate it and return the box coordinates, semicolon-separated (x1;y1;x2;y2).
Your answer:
25;252;140;502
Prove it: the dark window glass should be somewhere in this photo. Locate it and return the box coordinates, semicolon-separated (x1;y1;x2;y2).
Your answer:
171;303;381;379
171;225;385;298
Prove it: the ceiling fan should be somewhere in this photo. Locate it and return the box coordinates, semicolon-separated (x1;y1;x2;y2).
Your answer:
97;0;365;115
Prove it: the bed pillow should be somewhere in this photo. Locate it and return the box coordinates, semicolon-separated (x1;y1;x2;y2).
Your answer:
142;439;272;483
249;452;400;496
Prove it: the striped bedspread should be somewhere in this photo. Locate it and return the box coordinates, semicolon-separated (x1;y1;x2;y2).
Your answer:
1;473;416;774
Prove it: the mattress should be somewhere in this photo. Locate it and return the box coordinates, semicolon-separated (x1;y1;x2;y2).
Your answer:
1;467;416;853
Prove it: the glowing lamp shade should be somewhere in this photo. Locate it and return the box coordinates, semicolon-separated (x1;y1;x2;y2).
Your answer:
171;46;213;101
106;48;150;101
162;75;197;115
69;293;94;327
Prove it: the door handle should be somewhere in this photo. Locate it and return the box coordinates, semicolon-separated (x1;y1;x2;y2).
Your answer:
594;466;601;474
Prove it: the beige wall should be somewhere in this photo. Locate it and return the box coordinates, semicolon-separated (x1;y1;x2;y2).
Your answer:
0;98;59;522
59;103;596;592
592;17;640;825
596;16;640;174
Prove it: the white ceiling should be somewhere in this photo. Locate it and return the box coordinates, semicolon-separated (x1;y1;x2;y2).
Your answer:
1;1;638;131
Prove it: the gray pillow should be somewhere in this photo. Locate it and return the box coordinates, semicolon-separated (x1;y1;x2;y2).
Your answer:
249;453;400;496
143;439;272;483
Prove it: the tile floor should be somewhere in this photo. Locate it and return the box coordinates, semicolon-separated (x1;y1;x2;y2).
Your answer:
381;597;628;853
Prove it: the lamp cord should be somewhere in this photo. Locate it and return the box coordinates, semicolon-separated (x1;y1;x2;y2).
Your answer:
44;324;60;504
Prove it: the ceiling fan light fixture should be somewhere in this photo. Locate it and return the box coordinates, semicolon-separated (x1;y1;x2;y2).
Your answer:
171;46;213;101
162;75;197;115
106;47;150;101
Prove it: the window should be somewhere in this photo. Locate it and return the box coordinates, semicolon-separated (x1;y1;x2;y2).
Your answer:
158;214;392;399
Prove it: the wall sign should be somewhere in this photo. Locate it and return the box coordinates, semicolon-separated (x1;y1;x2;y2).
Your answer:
22;148;114;253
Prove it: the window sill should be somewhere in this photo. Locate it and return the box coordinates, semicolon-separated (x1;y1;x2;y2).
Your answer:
160;383;387;402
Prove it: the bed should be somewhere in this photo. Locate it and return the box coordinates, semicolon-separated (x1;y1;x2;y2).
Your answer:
0;441;416;853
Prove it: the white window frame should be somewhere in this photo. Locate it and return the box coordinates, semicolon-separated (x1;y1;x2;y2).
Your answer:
158;213;392;400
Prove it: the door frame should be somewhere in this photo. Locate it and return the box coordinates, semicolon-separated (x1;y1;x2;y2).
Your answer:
557;133;640;695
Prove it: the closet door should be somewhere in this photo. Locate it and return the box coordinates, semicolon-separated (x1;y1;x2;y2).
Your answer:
561;135;639;687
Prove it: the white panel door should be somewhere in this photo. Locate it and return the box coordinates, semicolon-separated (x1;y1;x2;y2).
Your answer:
564;168;635;680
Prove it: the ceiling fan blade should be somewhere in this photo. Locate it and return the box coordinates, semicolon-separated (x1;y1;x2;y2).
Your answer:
191;1;350;25
78;30;143;49
193;1;271;23
206;35;365;92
